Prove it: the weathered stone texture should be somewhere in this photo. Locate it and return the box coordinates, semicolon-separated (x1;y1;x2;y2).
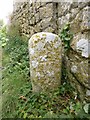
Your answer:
58;2;90;101
11;1;58;38
39;3;53;19
29;32;62;92
11;1;90;101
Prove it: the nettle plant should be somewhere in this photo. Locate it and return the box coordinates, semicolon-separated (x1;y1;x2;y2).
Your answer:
60;23;73;53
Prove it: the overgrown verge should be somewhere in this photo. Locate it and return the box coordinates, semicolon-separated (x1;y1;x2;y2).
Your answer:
1;21;90;119
15;82;84;118
2;22;30;118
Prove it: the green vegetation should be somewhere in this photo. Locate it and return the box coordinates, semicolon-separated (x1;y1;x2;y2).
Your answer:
60;23;73;53
1;21;90;119
15;82;85;118
2;23;30;118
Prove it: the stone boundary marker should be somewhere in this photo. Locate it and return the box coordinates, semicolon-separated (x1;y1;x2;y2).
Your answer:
29;32;62;92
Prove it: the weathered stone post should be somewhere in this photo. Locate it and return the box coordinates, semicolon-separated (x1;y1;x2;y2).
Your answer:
29;32;62;92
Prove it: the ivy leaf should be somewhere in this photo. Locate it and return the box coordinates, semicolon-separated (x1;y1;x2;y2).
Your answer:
64;25;69;30
65;37;71;41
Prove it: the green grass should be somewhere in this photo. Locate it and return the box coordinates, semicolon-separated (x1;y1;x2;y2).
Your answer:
2;35;30;118
2;46;30;118
2;38;83;118
1;24;90;119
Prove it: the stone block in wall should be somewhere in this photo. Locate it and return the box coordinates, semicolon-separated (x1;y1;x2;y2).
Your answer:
30;16;36;25
58;15;70;30
41;17;52;30
34;12;40;23
70;5;90;34
29;6;33;13
63;30;89;100
78;2;89;9
71;31;90;58
65;50;89;101
29;13;34;19
34;23;42;33
58;2;71;17
70;10;83;34
29;26;36;36
29;32;62;92
81;6;90;31
69;8;79;21
39;3;53;19
13;2;23;12
40;2;46;7
36;2;41;9
44;27;55;33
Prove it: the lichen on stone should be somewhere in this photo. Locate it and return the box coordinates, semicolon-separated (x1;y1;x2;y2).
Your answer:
29;48;34;55
47;71;54;77
76;39;90;58
86;90;90;96
29;32;62;92
71;65;77;73
31;60;38;68
36;41;45;51
40;55;47;62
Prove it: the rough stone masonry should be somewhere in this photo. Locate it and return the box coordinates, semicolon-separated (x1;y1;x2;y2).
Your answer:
11;0;90;101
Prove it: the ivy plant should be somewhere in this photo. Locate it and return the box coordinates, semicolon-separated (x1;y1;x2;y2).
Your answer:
60;23;73;53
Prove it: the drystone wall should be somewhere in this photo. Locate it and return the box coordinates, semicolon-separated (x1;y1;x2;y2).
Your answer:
11;1;90;101
12;1;30;37
11;1;58;37
58;2;90;101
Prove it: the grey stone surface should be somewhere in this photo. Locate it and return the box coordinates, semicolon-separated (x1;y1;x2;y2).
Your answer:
10;1;90;101
29;32;62;92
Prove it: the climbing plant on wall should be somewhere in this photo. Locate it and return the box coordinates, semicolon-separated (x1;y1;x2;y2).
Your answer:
60;23;73;53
